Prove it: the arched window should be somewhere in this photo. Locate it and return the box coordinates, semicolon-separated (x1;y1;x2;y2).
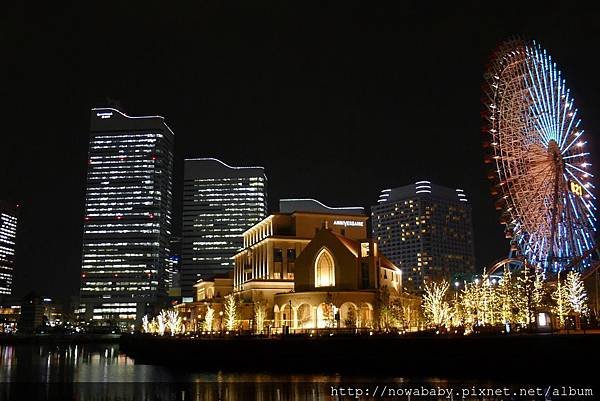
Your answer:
315;248;335;287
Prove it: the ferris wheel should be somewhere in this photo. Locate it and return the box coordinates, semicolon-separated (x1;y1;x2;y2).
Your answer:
483;39;597;273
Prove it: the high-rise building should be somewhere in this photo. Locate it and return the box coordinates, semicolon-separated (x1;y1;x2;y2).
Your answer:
181;158;267;297
80;108;174;327
0;201;18;296
371;181;475;290
166;236;181;295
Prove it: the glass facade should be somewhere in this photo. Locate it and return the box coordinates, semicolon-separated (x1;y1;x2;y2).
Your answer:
80;108;174;327
0;201;18;295
165;236;181;293
181;159;267;297
371;181;475;290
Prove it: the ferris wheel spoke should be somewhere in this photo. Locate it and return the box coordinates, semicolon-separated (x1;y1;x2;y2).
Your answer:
565;163;594;178
558;91;573;149
558;85;570;147
561;109;579;149
531;54;556;141
562;152;590;160
514;166;554;230
527;69;553;143
562;129;585;155
554;73;565;145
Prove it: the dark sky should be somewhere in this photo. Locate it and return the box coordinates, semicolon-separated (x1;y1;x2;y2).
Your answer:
2;2;600;299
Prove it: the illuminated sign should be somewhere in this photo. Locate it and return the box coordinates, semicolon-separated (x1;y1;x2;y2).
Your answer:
96;112;113;119
333;220;364;227
569;181;584;197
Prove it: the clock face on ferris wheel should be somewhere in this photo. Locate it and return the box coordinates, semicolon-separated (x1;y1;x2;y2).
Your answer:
483;39;597;272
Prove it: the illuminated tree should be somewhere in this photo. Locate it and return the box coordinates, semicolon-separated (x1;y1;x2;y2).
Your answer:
565;270;589;317
422;280;452;328
482;273;503;325
320;292;336;328
449;291;464;328
496;268;516;324
460;279;481;329
376;286;406;330
166;310;183;336
253;298;267;334
203;305;214;331
533;268;545;307
157;310;167;336
376;286;392;330
224;294;239;331
551;272;571;328
402;302;419;331
141;315;150;333
514;266;546;327
458;270;503;327
389;298;406;329
148;318;158;334
344;306;357;328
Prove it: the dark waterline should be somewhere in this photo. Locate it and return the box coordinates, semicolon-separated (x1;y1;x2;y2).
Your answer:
0;343;595;401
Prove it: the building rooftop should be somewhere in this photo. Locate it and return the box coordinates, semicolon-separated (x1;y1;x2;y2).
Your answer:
90;107;175;136
184;158;266;179
279;198;364;215
375;181;469;204
327;230;400;271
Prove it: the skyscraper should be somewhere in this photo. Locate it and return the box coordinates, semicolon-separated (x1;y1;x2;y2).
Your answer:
371;181;475;290
181;158;267;297
80;108;174;327
0;201;18;296
166;236;181;295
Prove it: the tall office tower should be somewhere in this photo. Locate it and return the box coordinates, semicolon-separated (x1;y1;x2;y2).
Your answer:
0;201;18;295
181;158;267;297
371;181;475;291
165;236;181;295
80;108;174;327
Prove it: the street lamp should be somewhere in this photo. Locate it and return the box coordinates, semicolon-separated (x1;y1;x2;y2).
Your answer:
219;310;224;332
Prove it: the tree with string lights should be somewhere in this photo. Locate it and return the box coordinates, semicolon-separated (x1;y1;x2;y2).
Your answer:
253;295;267;334
496;268;516;325
551;271;571;329
203;305;215;331
157;310;167;336
166;310;183;335
224;294;239;331
422;280;452;329
141;315;150;333
565;270;589;318
514;265;546;328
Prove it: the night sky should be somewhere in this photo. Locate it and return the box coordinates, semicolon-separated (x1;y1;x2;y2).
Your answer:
2;2;600;299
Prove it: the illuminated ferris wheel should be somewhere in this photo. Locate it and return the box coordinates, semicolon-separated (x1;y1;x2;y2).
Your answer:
483;39;597;273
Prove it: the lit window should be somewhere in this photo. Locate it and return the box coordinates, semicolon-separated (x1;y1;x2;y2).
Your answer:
314;248;335;288
360;243;370;257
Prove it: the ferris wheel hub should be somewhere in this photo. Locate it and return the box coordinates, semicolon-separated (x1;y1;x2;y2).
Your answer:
547;140;563;168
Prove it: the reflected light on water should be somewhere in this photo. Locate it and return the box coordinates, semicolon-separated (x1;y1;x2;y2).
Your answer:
0;343;539;401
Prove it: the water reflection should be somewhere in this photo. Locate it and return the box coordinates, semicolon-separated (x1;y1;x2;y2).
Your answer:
0;343;570;401
0;342;356;401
